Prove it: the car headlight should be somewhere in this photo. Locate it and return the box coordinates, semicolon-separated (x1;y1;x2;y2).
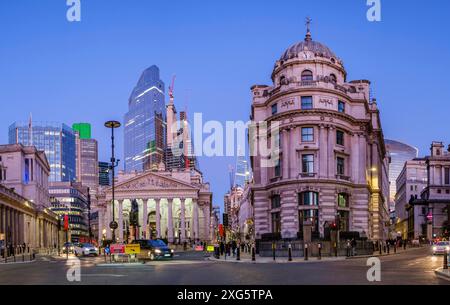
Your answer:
155;249;161;254
62;247;66;250
446;246;450;251
171;249;174;253
70;247;74;250
432;246;437;251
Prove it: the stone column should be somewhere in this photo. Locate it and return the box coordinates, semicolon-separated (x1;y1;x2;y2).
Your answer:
290;127;298;179
193;199;199;241
143;199;148;239
180;198;186;242
351;134;359;183
118;200;124;243
319;125;327;178
282;129;289;180
106;202;112;240
156;199;161;238
98;208;103;242
327;126;335;178
167;198;174;243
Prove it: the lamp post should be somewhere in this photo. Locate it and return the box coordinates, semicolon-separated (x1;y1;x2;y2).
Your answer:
105;120;121;243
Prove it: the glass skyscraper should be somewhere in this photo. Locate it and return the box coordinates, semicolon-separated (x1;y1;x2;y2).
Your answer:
124;65;166;172
385;139;419;212
9;122;76;182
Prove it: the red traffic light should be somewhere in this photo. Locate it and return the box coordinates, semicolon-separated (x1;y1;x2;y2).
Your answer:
64;215;69;231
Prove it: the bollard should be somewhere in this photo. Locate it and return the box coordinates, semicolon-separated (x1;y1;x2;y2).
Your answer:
304;243;308;261
251;246;256;262
318;243;322;260
444;251;448;270
334;242;338;257
387;244;390;254
379;243;382;255
13;246;16;263
236;246;240;261
394;244;397;254
272;243;276;261
288;244;292;262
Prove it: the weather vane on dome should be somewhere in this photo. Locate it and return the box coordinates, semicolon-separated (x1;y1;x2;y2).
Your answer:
305;16;312;41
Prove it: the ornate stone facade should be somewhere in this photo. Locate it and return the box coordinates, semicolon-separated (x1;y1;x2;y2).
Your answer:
249;28;389;242
98;169;213;244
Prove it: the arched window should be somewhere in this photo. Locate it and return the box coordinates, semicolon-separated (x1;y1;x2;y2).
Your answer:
301;70;313;82
338;193;349;208
330;74;337;84
279;75;287;85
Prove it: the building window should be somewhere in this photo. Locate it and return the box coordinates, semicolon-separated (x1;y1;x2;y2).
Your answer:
301;96;313;110
338;193;349;208
301;127;314;142
301;70;313;82
271;103;278;115
336;130;344;146
271;212;281;234
338;210;349;232
338;101;345;113
299;191;319;206
330;74;337;84
445;168;450;185
337;157;345;176
299;209;319;233
302;154;314;174
274;159;282;177
0;168;5;181
271;195;281;209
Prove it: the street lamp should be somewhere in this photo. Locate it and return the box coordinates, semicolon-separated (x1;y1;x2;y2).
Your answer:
105;120;121;242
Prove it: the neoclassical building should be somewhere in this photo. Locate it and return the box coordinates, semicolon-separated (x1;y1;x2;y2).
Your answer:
98;169;213;244
249;26;390;242
0;144;60;250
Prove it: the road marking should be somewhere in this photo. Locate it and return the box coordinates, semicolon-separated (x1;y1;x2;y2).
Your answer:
82;274;127;277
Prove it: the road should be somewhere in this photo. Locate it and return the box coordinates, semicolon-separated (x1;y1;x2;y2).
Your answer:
0;246;447;285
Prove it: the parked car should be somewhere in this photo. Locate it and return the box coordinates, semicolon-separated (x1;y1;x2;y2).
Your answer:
432;241;450;255
62;242;74;254
132;239;174;260
73;243;99;257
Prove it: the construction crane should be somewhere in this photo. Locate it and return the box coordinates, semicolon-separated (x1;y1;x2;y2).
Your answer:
168;75;176;99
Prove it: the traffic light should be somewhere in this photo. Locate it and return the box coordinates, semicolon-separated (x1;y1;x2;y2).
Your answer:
223;213;229;227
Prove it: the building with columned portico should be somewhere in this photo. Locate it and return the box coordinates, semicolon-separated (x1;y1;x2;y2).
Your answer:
98;169;212;244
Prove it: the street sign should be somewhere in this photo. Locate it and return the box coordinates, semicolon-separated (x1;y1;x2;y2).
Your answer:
125;244;141;254
195;245;203;251
206;245;214;252
110;244;125;254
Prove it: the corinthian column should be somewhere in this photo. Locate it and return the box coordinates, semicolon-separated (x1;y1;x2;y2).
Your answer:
167;198;174;243
180;198;186;242
193;199;199;241
156;199;161;238
143;199;148;239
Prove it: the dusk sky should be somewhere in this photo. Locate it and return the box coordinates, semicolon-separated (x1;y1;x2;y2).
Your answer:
1;0;449;213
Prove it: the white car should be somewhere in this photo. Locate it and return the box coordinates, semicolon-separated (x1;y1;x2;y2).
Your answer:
73;243;99;256
432;241;450;255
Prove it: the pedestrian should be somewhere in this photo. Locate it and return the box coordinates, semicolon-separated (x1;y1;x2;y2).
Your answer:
346;240;351;257
351;238;357;256
232;240;237;257
219;241;224;256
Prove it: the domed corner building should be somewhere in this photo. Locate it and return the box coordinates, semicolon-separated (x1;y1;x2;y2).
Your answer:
249;25;390;250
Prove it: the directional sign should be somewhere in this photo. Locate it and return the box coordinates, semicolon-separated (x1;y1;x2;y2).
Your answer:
125;244;141;254
206;245;214;252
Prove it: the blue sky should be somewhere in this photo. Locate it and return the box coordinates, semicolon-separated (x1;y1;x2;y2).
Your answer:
1;0;450;213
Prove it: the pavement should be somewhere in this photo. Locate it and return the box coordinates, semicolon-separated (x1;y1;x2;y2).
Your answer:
0;246;448;285
435;268;450;281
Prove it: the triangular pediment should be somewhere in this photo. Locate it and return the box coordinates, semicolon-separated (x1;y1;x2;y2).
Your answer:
113;171;198;192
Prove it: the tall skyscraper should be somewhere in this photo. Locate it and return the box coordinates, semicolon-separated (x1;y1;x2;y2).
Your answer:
124;65;166;172
73;123;99;207
385;139;419;212
9;121;76;182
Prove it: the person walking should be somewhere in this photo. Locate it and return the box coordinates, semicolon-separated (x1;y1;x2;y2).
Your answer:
351;238;357;256
346;240;351;257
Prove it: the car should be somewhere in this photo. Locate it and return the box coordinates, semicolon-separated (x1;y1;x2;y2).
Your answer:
62;242;74;254
73;243;99;257
432;241;450;255
132;239;174;260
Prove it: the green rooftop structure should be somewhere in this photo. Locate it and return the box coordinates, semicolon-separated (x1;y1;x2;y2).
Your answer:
72;123;92;139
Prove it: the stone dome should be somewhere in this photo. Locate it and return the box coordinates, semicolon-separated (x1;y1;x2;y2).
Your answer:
280;31;338;61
